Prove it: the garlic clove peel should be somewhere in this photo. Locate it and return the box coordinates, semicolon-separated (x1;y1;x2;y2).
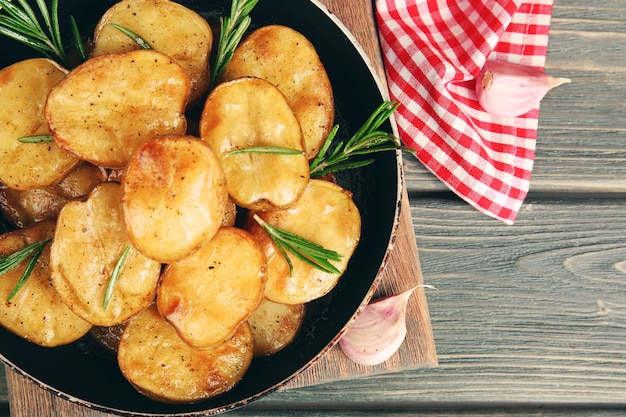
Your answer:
339;286;416;366
475;59;571;118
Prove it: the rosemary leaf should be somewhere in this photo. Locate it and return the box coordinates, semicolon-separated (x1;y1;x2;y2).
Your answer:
70;15;86;62
110;23;152;50
309;101;415;178
0;237;52;302
253;214;342;276
36;0;55;45
0;14;49;44
18;134;53;143
103;244;131;311
6;0;38;29
309;124;338;170
49;0;63;53
226;146;304;157
210;0;260;88
34;0;66;63
0;14;44;41
0;23;49;53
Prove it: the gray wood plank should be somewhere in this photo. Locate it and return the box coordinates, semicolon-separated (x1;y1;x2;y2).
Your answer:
412;197;626;406
411;197;626;405
231;406;626;416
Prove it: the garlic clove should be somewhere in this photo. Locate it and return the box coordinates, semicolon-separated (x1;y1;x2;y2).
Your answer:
475;59;571;118
339;286;416;366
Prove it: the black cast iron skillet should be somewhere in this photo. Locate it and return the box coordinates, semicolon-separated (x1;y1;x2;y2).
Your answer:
0;0;402;415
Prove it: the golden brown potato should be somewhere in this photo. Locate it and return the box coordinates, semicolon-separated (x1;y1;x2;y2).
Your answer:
50;182;161;326
157;227;265;349
118;304;254;403
200;77;309;211
0;162;108;228
248;298;304;357
0;58;79;190
0;221;92;346
221;25;334;159
91;0;212;104
247;179;361;305
45;49;189;169
121;136;227;263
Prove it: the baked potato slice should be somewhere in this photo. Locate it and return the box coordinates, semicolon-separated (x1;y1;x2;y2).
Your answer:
247;179;361;304
157;227;265;349
0;221;92;346
118;304;254;403
50;182;161;326
121;136;227;263
0;58;79;190
0;162;108;228
221;25;334;159
248;298;304;357
199;77;309;211
91;0;212;105
45;49;189;169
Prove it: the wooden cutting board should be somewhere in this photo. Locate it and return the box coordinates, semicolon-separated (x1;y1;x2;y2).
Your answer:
6;0;438;414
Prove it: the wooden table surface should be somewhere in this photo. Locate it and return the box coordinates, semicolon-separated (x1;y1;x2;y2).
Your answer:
3;0;626;415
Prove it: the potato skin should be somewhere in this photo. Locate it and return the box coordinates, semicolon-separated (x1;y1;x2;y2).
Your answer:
91;0;212;104
157;227;266;349
45;50;189;169
248;298;304;357
0;58;79;190
247;179;361;305
122;136;228;263
118;304;254;403
221;25;334;159
50;182;161;326
89;323;126;355
0;221;92;346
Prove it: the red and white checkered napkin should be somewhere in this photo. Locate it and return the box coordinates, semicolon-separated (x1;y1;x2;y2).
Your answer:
375;0;554;224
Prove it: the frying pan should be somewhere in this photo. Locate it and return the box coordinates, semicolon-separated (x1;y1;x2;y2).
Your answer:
0;0;402;415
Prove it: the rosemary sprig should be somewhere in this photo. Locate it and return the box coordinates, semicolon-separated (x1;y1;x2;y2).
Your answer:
0;0;84;68
18;134;53;143
309;101;415;178
253;214;342;276
69;16;85;61
110;23;152;50
103;244;131;311
103;244;131;310
0;237;52;302
210;0;260;88
226;146;305;157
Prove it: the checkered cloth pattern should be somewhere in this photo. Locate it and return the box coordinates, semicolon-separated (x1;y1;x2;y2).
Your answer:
375;0;554;224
